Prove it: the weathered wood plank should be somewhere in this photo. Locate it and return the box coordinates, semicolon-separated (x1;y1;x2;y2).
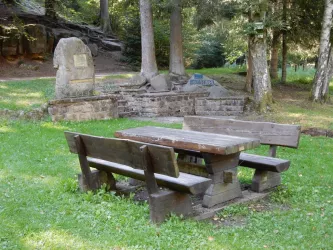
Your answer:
64;131;179;178
177;160;208;177
183;116;301;148
239;153;290;173
88;158;212;195
140;145;159;194
114;126;260;155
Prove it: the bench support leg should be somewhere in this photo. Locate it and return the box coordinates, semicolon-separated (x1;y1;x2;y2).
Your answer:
78;170;116;192
149;190;192;224
202;153;242;208
251;170;281;192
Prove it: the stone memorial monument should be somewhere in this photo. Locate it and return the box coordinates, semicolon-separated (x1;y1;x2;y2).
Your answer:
53;37;95;99
182;73;229;98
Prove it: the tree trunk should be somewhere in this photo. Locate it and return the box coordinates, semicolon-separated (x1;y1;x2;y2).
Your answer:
140;0;158;80
45;0;56;19
249;0;273;112
270;30;280;80
250;35;273;112
245;11;253;93
245;36;253;92
281;0;287;83
169;0;186;76
311;0;333;102
100;0;112;35
327;49;333;80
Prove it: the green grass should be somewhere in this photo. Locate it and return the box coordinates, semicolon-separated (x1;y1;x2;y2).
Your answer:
277;67;333;92
159;67;246;76
1;118;333;249
0;79;55;111
282;67;316;85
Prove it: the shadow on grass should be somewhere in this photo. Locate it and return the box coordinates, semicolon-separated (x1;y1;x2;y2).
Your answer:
0;79;55;111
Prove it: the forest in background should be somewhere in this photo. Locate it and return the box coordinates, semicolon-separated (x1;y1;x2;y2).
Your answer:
1;0;321;70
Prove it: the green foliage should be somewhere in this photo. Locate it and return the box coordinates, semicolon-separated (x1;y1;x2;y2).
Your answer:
191;26;226;69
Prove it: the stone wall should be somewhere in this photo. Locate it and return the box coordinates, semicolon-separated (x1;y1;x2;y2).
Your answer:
125;92;209;117
195;97;245;116
48;95;118;122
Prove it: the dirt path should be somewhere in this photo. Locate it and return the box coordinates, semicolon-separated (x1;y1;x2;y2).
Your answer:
0;51;133;80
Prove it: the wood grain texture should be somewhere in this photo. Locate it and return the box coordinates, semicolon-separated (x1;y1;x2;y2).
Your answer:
183;116;301;148
65;131;179;178
239;153;290;173
114;126;260;155
88;158;212;195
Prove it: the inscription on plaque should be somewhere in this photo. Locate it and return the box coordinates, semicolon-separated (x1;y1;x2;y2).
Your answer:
74;54;88;68
189;73;215;86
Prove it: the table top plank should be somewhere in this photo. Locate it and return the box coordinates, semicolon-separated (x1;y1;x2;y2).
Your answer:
115;126;260;155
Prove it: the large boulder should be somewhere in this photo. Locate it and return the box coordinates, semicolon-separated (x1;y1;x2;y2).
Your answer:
87;43;99;57
207;85;229;98
54;37;95;99
150;74;171;91
130;74;147;86
101;39;122;51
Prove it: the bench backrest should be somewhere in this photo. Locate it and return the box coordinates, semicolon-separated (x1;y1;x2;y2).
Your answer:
183;116;301;148
64;131;179;178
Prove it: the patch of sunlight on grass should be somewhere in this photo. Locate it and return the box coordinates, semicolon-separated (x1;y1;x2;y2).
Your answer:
8;92;43;98
24;230;95;249
285;113;304;118
102;73;135;80
0;85;8;89
16;99;42;107
41;122;70;131
0;126;16;133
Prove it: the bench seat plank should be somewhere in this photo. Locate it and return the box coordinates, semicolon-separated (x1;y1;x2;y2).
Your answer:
239;153;290;173
88;158;212;195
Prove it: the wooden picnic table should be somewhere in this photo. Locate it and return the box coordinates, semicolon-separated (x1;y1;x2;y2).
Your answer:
115;126;261;208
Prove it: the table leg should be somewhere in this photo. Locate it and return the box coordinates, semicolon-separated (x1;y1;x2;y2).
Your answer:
202;153;242;208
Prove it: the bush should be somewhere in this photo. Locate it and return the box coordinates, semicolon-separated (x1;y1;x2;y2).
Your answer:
191;31;226;69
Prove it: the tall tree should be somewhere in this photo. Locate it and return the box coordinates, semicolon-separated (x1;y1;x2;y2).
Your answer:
45;0;57;19
281;0;287;83
249;0;273;112
246;11;253;92
270;30;281;79
140;0;158;79
169;0;186;76
100;0;112;35
311;0;333;102
269;0;282;80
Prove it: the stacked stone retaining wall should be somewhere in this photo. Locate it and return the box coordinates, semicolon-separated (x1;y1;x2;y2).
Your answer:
48;95;118;122
195;97;245;116
126;92;209;117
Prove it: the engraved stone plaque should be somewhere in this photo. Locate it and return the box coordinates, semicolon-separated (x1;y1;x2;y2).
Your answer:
74;54;88;68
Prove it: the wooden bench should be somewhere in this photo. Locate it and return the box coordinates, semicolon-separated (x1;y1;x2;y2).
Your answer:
64;131;212;223
182;116;301;192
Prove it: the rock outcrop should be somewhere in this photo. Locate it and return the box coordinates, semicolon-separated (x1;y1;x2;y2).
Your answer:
0;2;122;58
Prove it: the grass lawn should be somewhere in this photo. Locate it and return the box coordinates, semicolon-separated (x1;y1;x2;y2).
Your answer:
0;79;55;111
0;118;333;249
0;69;333;249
